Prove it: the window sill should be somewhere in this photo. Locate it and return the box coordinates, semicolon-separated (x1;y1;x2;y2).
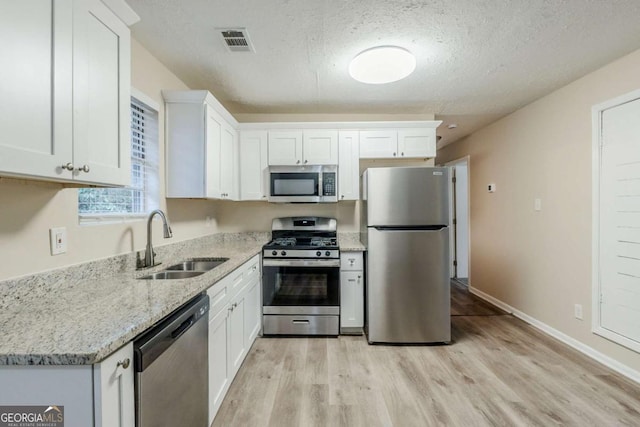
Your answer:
79;214;147;226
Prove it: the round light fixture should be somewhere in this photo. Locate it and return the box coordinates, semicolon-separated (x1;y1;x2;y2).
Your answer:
349;46;416;84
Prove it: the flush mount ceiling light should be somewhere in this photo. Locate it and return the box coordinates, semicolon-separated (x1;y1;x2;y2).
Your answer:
349;46;416;84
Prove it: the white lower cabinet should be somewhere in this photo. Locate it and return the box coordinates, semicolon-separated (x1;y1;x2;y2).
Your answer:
0;343;135;427
93;343;135;427
340;252;364;334
207;255;261;425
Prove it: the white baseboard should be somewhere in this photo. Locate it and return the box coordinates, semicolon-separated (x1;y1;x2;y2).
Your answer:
468;286;640;385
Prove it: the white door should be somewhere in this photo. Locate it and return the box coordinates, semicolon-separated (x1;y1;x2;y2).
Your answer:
239;131;268;200
340;271;364;328
359;130;397;158
0;0;74;181
598;97;640;346
303;130;338;165
338;131;360;200
220;124;235;199
398;129;436;158
94;343;135;427
73;0;130;185
208;307;229;425
206;108;223;198
268;131;303;165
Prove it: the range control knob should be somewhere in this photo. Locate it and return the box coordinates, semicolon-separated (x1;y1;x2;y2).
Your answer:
281;251;287;256
325;251;331;256
316;251;322;257
271;250;277;256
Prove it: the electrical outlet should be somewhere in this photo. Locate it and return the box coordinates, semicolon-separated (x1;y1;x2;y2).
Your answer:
574;304;583;320
488;183;496;193
49;227;67;255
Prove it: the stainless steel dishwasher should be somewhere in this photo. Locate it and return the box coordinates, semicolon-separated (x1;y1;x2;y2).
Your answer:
134;293;209;427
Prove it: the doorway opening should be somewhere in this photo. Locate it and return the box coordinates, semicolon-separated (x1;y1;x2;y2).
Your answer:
446;156;470;287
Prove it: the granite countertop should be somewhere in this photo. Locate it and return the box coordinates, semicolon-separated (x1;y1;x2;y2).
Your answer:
338;232;366;251
0;233;269;366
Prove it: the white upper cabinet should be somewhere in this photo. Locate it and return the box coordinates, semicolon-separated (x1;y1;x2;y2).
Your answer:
239;131;268;201
267;130;338;166
164;90;238;200
0;0;135;186
267;131;303;165
338;131;360;201
360;128;436;159
302;130;339;165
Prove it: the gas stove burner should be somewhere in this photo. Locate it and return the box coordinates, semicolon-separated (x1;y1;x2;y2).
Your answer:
310;237;337;247
272;237;297;247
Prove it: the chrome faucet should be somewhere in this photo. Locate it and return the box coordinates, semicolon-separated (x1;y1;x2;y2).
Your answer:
139;209;173;269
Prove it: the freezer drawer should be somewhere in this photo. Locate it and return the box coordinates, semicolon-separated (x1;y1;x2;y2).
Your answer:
366;227;450;343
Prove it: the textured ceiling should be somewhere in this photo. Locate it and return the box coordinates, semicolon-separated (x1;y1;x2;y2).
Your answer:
127;0;640;147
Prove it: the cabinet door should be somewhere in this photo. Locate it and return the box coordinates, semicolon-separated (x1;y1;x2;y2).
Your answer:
243;278;261;346
0;0;73;181
228;292;246;379
338;131;360;200
303;130;338;165
340;271;364;329
73;0;131;185
398;129;436;158
220;123;236;199
268;131;303;165
239;131;268;200
208;306;230;425
359;130;398;158
206;107;223;198
94;343;135;427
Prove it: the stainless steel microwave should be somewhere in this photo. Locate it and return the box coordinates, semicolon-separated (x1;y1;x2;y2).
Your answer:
268;165;337;203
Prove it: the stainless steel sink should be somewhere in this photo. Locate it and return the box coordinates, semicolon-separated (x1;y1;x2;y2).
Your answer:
138;271;205;280
166;258;229;272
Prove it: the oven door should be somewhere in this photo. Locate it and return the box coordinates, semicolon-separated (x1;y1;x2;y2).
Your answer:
262;258;340;315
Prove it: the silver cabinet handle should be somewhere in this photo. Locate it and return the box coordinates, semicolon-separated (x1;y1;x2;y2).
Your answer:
61;162;74;170
292;320;309;324
296;160;300;164
76;165;90;173
117;358;130;369
393;152;396;157
304;160;308;164
341;195;344;199
401;152;404;156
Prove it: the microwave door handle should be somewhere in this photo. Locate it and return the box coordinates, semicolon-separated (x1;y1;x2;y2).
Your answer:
318;173;323;197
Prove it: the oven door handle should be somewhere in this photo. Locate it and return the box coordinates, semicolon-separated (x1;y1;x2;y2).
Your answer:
263;259;340;268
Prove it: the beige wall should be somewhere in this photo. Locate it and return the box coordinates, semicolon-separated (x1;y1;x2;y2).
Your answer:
0;40;217;282
436;48;640;372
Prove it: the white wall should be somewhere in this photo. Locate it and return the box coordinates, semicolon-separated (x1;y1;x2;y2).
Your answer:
0;39;217;282
436;48;640;373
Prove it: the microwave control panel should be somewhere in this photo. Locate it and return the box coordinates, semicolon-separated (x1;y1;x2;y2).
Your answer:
323;173;336;196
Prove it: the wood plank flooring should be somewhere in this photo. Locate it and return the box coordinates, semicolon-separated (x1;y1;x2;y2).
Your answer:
212;284;640;426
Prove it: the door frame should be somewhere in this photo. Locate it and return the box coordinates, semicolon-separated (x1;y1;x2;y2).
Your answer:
445;156;471;286
591;88;640;353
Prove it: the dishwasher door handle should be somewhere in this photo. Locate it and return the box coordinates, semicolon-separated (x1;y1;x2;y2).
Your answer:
171;315;195;339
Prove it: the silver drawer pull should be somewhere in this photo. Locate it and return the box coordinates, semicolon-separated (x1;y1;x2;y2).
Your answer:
117;358;130;369
292;320;310;324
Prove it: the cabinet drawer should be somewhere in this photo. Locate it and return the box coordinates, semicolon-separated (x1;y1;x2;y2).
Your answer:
340;252;363;271
263;315;339;335
207;283;229;316
243;255;260;284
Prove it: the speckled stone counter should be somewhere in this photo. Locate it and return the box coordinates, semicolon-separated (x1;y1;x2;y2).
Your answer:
0;232;269;365
338;232;366;251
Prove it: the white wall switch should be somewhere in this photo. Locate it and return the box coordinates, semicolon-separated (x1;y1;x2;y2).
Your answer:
534;198;542;211
488;183;496;193
574;304;583;320
49;227;67;255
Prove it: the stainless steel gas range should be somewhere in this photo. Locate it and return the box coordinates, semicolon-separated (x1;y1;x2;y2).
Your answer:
262;217;340;336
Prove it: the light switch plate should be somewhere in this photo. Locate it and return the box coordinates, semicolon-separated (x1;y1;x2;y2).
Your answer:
488;183;496;193
534;198;542;211
50;227;67;255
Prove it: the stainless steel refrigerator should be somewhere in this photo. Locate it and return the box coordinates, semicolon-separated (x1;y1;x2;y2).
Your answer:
361;166;451;344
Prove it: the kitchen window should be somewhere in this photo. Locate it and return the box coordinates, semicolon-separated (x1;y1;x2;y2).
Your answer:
78;92;159;223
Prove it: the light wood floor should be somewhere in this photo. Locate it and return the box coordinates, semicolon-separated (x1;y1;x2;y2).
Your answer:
213;285;640;426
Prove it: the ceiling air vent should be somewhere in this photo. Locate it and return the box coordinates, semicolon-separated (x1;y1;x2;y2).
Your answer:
219;28;255;53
